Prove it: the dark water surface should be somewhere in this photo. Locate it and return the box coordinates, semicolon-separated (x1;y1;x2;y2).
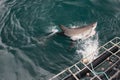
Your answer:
0;0;120;80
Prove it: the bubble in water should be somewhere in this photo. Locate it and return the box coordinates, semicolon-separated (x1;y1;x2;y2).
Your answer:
76;33;99;63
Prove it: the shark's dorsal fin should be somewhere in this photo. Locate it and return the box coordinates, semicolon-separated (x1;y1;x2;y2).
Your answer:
59;25;68;32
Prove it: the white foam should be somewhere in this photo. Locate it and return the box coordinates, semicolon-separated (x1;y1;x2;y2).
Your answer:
76;34;99;63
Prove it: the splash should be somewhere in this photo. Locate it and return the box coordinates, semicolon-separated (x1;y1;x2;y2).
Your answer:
38;26;59;45
76;34;99;63
46;26;59;38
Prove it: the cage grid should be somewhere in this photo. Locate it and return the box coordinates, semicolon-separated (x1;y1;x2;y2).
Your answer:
49;37;120;80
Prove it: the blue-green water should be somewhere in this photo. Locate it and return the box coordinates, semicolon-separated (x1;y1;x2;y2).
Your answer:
0;0;120;80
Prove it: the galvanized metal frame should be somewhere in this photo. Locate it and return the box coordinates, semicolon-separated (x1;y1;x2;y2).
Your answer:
49;37;120;80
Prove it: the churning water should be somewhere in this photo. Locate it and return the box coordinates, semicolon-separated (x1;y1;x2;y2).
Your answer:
0;0;120;80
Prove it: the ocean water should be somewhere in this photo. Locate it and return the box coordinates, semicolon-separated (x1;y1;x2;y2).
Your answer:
0;0;120;80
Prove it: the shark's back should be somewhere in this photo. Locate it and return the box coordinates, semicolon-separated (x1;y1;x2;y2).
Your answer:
59;22;97;40
59;25;92;36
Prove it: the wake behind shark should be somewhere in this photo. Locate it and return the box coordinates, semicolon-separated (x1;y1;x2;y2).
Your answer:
59;22;97;41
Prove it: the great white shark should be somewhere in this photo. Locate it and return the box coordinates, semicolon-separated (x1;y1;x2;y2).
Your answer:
59;22;97;41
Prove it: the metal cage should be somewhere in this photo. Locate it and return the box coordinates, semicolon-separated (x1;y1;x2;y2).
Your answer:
49;37;120;80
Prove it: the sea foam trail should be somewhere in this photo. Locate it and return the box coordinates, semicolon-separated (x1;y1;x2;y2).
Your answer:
76;33;99;63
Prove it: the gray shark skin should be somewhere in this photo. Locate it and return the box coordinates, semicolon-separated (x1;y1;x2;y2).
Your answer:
59;22;97;41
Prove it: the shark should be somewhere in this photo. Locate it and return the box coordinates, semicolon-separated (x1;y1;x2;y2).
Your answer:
59;22;97;41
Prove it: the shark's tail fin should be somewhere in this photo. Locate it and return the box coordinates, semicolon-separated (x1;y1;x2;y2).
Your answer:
59;25;68;32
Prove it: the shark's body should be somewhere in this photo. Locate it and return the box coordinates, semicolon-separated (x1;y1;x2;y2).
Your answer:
59;22;97;40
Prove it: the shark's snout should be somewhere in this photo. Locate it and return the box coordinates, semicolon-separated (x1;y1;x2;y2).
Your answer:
93;22;97;27
92;22;97;29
